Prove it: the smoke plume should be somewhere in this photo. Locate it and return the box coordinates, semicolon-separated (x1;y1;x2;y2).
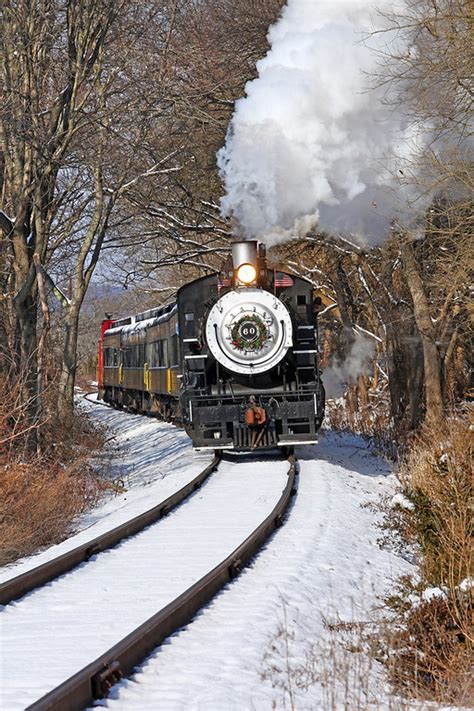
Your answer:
217;0;423;245
323;333;375;399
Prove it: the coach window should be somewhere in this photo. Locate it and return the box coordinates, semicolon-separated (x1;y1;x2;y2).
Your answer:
132;345;142;368
169;334;180;366
150;341;160;367
148;341;165;367
157;339;168;368
108;348;117;366
123;348;132;368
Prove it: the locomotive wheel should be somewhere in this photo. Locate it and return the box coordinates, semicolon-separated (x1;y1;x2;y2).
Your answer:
161;404;172;423
142;393;152;414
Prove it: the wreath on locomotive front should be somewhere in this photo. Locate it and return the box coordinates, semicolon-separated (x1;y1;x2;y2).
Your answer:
230;314;269;353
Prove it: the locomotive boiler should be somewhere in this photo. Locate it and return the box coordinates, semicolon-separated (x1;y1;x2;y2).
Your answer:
97;240;325;450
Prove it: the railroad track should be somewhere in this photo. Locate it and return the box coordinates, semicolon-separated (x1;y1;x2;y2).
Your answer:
2;452;297;711
0;392;215;606
0;456;220;606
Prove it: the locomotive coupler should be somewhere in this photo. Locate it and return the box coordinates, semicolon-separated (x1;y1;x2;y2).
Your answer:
245;396;267;448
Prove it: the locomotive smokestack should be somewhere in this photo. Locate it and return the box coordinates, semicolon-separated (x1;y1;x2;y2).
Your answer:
231;240;258;272
231;240;268;287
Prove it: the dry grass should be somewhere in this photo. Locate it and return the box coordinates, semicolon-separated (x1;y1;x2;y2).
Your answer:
325;384;403;460
261;608;414;710
0;459;106;565
0;374;109;566
260;414;473;709
385;590;473;705
398;415;472;588
381;414;473;706
74;373;98;394
262;599;473;710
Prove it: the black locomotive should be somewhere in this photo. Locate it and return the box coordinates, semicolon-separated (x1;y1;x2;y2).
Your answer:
98;240;325;450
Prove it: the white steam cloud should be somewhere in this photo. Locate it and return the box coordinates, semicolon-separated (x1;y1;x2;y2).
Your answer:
324;333;375;399
217;0;424;245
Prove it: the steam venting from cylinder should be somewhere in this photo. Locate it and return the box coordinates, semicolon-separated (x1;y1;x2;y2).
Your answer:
217;0;427;245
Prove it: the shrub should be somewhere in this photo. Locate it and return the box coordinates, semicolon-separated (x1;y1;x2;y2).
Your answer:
398;416;472;588
381;415;473;706
0;459;106;566
387;591;473;705
0;373;109;565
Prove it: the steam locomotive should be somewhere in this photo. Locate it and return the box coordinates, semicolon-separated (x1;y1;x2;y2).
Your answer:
97;241;325;450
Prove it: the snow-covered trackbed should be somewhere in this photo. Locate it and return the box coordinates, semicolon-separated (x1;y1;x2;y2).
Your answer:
1;454;296;711
0;456;220;606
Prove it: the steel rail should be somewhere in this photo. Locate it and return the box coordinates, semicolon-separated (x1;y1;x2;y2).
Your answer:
0;456;220;606
26;454;297;711
82;393;111;408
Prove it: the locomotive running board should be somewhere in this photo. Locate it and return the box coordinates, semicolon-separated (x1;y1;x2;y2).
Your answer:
195;444;235;450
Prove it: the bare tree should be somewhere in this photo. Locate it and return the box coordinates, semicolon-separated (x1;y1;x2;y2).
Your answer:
277;211;470;434
1;1;187;423
374;0;473;422
377;0;473;144
1;0;127;432
110;0;287;287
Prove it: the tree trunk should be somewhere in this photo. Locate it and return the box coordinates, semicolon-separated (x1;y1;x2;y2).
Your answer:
58;305;81;419
385;330;407;425
332;256;355;358
404;331;425;430
358;374;369;408
402;239;444;424
13;294;39;447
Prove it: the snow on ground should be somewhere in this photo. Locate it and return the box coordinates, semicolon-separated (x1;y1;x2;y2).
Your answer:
0;395;213;584
86;432;419;711
0;398;429;709
1;454;289;710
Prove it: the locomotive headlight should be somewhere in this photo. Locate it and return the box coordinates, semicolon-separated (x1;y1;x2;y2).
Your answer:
237;263;257;285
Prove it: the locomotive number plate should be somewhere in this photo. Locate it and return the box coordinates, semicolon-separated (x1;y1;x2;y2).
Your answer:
239;321;258;341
